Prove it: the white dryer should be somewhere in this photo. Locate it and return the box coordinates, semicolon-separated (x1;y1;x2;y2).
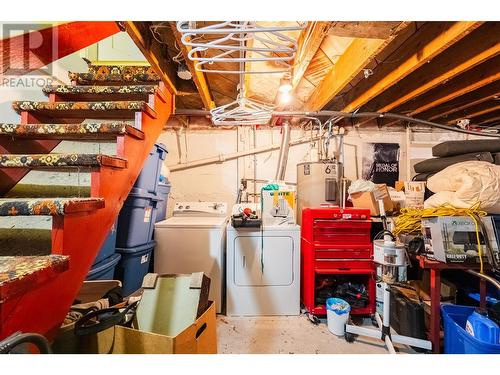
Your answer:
154;202;228;313
226;203;301;316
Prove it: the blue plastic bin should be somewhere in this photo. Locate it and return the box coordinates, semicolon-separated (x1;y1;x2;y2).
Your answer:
116;188;160;248
442;304;500;354
86;253;121;281
155;181;171;222
133;143;168;194
115;240;156;296
93;219;118;265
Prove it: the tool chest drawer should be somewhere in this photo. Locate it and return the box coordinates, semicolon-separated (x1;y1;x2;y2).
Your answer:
315;248;372;259
312;220;371;244
314;259;374;270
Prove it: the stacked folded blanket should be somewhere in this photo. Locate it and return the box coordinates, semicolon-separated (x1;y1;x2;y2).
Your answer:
413;139;500;177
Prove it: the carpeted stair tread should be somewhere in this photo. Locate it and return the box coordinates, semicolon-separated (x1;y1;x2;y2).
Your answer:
0;255;69;302
0;153;127;169
13;100;149;112
42;84;158;101
12;100;155;120
0;122;144;140
43;84;158;95
69;65;160;85
0;197;104;216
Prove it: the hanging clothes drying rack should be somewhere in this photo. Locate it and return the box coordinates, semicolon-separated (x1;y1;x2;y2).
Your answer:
176;21;306;74
176;21;306;126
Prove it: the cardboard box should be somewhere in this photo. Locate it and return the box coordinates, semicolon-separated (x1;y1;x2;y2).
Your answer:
405;181;426;209
422;216;500;264
350;184;393;216
409;275;457;303
93;301;217;354
53;274;217;354
389;189;406;213
395;181;405;192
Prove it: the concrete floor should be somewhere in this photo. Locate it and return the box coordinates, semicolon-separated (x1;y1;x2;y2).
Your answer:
217;314;414;354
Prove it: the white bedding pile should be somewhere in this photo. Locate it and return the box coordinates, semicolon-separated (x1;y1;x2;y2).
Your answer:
424;161;500;214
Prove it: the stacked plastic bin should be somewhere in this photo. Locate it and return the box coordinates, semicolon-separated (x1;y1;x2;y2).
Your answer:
87;220;121;280
155;179;171;222
115;143;168;295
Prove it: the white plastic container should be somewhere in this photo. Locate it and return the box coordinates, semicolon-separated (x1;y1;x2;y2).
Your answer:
326;298;351;336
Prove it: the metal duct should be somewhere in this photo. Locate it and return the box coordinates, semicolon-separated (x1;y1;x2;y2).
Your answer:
275;120;291;181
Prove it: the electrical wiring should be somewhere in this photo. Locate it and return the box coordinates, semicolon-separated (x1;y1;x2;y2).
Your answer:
393;203;488;273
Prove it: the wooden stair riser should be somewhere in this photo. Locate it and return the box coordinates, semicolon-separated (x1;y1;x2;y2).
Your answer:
0;84;173;340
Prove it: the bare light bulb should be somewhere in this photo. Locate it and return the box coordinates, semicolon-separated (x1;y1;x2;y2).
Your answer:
278;76;292;93
279;91;292;104
278;82;292;93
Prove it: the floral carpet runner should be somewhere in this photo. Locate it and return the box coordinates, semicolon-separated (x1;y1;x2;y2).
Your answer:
0;255;69;301
42;84;157;96
12;100;149;112
69;65;160;84
0;122;139;138
0;153;126;168
0;198;104;216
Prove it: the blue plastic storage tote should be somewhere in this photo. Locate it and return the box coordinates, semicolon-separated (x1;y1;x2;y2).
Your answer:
442;304;500;354
115;240;155;296
133;143;168;194
93;219;118;265
86;253;121;281
116;188;160;248
155;181;171;222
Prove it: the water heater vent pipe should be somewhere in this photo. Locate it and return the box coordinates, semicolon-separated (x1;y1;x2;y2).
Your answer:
275;120;291;181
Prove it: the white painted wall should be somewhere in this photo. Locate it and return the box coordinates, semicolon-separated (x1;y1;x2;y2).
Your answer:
158;122;473;217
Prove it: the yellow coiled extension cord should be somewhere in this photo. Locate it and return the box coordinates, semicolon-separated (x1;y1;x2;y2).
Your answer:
393;203;487;273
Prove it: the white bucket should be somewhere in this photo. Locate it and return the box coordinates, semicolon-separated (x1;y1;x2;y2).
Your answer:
326;298;351;336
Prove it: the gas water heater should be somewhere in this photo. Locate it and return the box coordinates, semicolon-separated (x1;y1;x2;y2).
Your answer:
296;160;343;224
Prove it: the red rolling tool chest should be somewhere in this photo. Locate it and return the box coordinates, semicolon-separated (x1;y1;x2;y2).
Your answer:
301;206;375;316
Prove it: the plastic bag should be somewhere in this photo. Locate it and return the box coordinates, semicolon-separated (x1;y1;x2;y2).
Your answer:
326;297;351;315
348;179;377;195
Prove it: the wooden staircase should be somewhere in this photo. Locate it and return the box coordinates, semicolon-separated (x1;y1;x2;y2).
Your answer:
0;64;173;341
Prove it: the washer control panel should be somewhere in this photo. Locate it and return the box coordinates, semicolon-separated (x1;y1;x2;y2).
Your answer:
173;202;228;217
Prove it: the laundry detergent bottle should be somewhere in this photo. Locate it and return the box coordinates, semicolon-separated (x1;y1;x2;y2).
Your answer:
465;308;500;344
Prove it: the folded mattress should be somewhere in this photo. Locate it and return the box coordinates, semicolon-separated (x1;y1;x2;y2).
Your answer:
413;152;493;173
432;139;500;157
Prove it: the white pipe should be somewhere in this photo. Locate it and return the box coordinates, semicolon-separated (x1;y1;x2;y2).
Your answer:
253;125;257;203
275;120;291;181
168;134;346;172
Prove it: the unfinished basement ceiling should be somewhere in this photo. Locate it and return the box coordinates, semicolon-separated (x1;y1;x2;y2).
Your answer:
125;21;500;129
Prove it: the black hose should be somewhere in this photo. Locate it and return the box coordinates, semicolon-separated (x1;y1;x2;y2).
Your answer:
0;332;52;354
272;111;500;138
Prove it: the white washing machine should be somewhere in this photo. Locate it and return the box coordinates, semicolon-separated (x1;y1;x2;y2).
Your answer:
154;202;228;313
226;203;301;316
